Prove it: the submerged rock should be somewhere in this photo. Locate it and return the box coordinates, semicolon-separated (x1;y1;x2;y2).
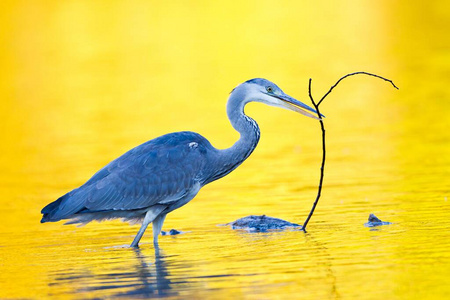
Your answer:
161;229;182;236
226;215;302;232
364;214;392;227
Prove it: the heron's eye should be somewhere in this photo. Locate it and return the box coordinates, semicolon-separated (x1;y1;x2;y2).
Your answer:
266;86;274;93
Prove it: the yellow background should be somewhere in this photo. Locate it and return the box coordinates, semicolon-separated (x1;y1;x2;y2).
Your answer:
0;1;449;299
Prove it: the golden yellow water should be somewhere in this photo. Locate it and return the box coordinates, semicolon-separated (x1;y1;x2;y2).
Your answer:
1;1;449;299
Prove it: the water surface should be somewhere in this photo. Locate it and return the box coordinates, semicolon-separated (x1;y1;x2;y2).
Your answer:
0;1;449;299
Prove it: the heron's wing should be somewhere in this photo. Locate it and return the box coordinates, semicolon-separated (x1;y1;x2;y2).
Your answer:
82;133;209;212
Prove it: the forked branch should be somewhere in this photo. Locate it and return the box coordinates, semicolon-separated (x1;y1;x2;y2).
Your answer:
301;72;398;232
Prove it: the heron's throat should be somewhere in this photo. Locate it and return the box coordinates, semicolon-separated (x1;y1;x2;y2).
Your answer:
227;92;261;154
207;97;261;183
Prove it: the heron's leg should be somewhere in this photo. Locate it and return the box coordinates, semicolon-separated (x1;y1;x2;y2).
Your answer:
152;214;167;245
130;205;166;248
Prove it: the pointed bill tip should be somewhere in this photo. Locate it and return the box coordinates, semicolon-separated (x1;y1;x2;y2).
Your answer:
275;94;325;120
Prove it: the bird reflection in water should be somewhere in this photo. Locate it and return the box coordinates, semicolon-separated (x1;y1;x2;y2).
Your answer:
50;247;181;298
113;248;174;298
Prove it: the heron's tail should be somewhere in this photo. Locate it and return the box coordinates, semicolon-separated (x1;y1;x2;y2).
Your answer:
41;188;87;223
40;196;65;223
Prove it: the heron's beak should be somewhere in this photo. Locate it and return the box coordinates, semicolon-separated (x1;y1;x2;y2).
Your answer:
269;93;325;120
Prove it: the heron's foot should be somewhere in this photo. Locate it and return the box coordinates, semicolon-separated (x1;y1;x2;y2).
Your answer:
130;240;140;248
160;229;181;236
130;235;143;248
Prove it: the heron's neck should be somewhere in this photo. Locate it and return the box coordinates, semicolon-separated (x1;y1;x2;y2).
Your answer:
226;94;261;160
207;91;260;183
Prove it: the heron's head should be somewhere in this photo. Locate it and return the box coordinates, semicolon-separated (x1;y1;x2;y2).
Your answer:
232;78;323;119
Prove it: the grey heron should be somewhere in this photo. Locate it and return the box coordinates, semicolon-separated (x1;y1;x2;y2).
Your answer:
41;78;322;247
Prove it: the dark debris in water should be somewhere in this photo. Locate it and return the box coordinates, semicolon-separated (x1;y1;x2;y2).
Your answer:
364;214;392;227
225;215;302;232
161;229;182;236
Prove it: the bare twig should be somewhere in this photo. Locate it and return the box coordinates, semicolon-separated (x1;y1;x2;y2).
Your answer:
318;71;398;106
301;79;325;232
301;72;398;232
